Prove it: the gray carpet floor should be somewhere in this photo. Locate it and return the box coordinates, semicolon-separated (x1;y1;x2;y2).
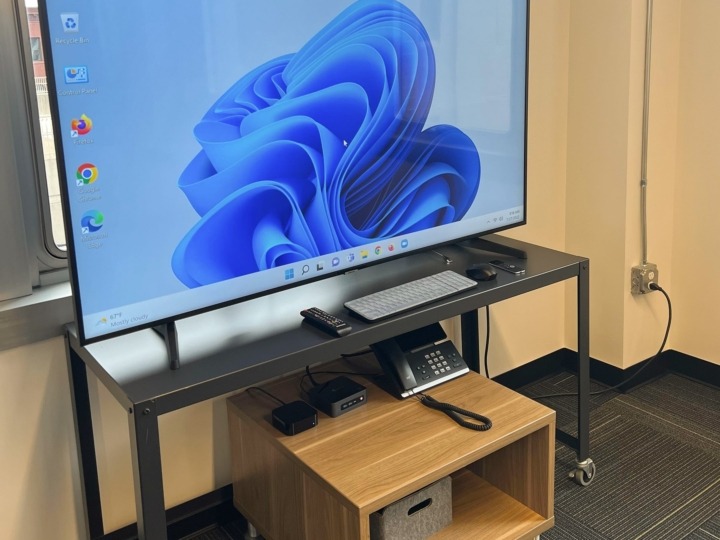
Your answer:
522;372;720;540
189;371;720;540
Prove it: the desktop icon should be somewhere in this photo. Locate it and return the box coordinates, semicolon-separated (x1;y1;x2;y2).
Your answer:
60;13;79;32
76;163;98;185
360;250;369;259
70;114;92;137
80;210;104;234
64;66;89;84
374;246;382;255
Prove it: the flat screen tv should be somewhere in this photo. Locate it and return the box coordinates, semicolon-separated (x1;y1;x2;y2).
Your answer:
40;0;529;344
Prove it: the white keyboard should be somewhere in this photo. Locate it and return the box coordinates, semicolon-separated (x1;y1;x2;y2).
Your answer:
344;270;477;321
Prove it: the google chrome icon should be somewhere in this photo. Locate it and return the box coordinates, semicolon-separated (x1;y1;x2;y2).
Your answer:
76;163;98;185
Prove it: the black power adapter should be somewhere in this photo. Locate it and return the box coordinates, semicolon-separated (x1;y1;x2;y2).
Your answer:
271;400;317;436
307;376;367;417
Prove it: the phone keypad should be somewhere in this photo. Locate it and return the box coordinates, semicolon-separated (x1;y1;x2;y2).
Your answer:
385;340;469;398
414;346;465;381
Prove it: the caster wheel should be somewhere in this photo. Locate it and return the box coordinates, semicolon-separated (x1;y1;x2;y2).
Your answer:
570;460;596;486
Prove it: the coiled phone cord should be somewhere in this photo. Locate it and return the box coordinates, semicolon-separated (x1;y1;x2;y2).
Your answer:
417;393;492;431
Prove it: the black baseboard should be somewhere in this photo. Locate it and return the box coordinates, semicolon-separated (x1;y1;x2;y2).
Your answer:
661;350;720;388
102;484;243;540
494;348;718;393
491;349;567;389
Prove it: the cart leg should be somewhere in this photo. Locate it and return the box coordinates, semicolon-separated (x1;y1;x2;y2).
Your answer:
571;261;596;486
128;401;167;539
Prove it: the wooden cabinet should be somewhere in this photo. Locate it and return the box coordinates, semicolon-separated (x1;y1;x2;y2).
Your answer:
227;367;555;540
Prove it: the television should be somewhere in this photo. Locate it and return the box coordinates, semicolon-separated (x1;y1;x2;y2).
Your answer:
40;0;528;345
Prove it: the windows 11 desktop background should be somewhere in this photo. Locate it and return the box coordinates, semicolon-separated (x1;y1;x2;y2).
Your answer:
44;0;528;341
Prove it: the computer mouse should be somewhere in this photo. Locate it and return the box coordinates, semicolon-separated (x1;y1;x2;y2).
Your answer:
465;263;497;281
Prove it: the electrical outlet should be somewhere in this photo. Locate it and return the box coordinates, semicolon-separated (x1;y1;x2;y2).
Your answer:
631;263;659;294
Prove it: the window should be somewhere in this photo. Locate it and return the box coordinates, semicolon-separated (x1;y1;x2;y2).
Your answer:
0;0;67;302
30;36;42;61
22;1;67;255
0;0;70;345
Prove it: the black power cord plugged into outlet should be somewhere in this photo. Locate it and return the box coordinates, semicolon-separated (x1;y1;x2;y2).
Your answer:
531;282;672;400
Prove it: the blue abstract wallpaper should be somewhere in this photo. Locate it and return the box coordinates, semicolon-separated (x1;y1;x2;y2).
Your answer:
172;0;480;287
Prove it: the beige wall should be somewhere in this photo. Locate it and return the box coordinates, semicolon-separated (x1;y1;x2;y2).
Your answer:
2;1;720;538
623;0;681;368
88;367;233;530
561;0;680;369
470;0;571;375
670;0;720;364
0;337;233;536
0;338;84;538
496;0;719;372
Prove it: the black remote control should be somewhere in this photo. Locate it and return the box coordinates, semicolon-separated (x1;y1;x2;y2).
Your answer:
300;307;352;337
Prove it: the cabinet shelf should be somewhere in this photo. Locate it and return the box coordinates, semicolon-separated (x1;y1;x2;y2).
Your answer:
434;470;550;540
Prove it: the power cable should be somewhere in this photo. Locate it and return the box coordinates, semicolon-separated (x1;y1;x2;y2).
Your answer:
530;283;671;400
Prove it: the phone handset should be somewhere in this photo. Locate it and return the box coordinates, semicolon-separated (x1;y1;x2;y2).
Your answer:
370;338;418;392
